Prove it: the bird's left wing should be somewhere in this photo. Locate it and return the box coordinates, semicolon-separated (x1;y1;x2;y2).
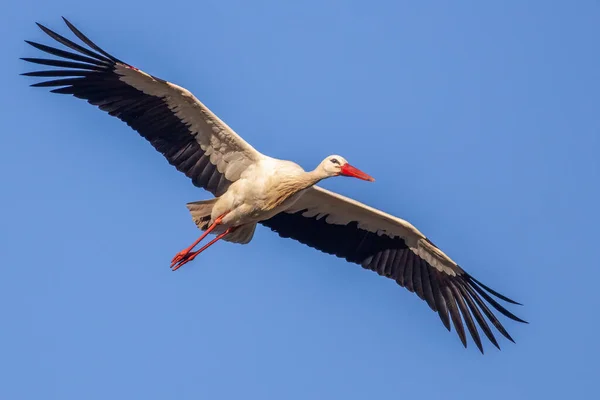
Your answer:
260;185;527;353
22;18;264;196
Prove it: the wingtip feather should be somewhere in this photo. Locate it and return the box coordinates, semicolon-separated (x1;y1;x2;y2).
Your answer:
467;274;523;305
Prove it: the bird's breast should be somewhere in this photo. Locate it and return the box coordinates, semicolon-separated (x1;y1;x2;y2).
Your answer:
215;171;309;227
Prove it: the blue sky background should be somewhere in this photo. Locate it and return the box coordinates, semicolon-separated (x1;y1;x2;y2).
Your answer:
2;1;599;399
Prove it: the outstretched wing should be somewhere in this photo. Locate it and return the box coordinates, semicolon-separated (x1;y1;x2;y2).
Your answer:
22;18;264;196
261;186;527;353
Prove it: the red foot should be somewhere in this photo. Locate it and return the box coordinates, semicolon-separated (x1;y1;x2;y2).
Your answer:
170;225;238;271
171;249;191;265
171;250;200;271
169;212;230;270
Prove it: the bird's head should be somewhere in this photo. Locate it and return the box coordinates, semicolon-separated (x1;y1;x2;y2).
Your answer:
320;155;375;182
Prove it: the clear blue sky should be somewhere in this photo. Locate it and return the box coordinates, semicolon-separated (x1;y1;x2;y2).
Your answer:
2;1;599;399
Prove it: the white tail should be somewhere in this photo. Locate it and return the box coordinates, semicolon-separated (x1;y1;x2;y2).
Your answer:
186;199;218;230
186;199;256;244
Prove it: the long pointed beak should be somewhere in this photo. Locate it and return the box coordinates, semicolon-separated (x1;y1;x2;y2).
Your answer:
340;163;375;182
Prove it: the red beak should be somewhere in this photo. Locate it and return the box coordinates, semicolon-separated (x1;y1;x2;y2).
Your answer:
340;163;375;182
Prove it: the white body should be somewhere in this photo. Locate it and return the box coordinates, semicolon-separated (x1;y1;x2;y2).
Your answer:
22;19;525;353
211;158;310;227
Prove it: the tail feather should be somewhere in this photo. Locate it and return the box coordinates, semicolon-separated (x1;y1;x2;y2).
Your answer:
185;199;256;244
186;199;218;230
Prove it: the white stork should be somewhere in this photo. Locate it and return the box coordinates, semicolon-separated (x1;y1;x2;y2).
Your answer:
22;18;526;353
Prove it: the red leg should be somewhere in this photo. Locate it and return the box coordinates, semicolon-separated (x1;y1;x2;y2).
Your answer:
170;212;228;266
171;226;238;271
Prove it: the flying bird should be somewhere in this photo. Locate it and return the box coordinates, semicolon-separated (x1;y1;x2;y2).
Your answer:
22;18;526;353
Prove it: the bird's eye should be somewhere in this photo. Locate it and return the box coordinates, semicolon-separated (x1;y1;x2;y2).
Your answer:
329;158;340;165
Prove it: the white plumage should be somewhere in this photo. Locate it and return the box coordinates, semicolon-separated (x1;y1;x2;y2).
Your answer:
22;18;526;353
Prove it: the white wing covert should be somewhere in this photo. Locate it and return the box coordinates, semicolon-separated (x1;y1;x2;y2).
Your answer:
22;18;263;196
261;186;527;353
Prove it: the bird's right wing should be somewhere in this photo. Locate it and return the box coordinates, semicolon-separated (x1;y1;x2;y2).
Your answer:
261;185;527;353
22;18;264;196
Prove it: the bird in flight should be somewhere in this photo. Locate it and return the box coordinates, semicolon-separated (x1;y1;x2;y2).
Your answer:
22;17;526;353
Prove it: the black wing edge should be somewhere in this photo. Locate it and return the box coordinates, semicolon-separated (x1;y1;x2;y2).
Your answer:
441;270;528;354
21;17;166;87
261;209;528;354
20;18;231;197
22;17;119;82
